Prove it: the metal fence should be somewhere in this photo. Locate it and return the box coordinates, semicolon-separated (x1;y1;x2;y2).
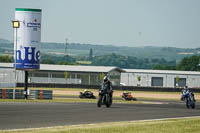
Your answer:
0;69;16;88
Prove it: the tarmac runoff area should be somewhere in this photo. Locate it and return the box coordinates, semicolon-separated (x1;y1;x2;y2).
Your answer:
0;101;200;130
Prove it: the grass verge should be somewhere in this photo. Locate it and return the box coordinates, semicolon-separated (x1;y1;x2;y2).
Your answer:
1;117;200;133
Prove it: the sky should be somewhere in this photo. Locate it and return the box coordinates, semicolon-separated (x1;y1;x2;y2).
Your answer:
0;0;200;48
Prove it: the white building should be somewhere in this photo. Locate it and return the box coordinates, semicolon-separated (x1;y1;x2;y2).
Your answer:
1;63;200;88
0;63;124;88
121;69;200;88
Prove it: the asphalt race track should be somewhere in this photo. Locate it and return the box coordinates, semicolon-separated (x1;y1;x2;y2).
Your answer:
0;101;200;130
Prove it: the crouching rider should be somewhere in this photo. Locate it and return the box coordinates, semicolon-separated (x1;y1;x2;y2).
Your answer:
102;76;113;98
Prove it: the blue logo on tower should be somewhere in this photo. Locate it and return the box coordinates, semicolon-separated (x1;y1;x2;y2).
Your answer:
15;47;40;69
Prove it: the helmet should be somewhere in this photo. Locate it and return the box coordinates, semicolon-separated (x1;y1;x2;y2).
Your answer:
184;86;188;89
84;89;87;92
103;76;108;82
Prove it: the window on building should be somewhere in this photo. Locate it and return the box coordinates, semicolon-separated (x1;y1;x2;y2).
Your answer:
90;74;99;85
174;78;186;87
151;77;163;87
33;72;48;77
52;73;64;78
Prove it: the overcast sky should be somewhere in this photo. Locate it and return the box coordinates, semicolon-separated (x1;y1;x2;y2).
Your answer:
0;0;200;48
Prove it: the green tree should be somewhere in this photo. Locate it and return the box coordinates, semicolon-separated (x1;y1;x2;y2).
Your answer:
64;72;69;80
0;55;12;63
137;75;141;86
175;76;180;87
152;64;176;70
176;56;200;71
89;48;93;61
40;59;55;64
99;73;105;83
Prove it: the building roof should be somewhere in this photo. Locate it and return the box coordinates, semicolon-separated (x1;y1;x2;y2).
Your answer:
0;63;125;73
124;69;200;75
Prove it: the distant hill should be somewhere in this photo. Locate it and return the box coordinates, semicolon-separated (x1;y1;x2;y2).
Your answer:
0;38;199;62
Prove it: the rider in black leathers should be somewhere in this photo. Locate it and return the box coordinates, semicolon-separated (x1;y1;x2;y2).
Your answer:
102;76;113;98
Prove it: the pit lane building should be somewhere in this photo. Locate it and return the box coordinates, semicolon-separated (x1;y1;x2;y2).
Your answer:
0;63;124;88
1;63;200;88
121;69;200;88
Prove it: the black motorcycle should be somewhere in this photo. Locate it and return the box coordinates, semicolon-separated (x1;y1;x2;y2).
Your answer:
97;84;113;108
79;91;96;99
182;90;195;109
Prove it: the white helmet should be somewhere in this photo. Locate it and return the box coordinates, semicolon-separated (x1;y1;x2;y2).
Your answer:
103;76;108;82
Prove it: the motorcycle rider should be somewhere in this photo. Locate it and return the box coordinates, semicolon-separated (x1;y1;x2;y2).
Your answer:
181;86;196;101
84;89;88;93
102;76;113;98
181;86;189;101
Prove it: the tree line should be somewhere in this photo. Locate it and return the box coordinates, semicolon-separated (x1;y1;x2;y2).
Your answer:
0;54;200;71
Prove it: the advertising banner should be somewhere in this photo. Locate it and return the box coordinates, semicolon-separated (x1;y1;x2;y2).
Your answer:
14;8;42;70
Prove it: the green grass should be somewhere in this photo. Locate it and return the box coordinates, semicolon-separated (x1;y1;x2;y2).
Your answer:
1;117;200;133
76;61;92;64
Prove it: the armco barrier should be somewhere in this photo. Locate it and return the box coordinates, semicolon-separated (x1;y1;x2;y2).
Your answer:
0;89;52;100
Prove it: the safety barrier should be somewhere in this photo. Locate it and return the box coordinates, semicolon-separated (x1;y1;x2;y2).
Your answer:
32;90;53;100
17;83;200;92
0;89;53;100
0;89;24;99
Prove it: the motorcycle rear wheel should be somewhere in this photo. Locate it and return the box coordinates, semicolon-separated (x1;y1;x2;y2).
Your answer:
106;94;111;108
191;103;195;109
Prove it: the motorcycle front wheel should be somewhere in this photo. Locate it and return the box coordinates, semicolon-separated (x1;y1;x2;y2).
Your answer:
186;99;190;109
191;97;195;109
97;95;102;108
106;94;111;108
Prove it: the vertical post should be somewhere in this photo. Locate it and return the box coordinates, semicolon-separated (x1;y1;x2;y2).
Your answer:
12;20;20;99
13;27;17;99
165;74;167;87
128;73;129;86
89;73;91;85
24;70;28;99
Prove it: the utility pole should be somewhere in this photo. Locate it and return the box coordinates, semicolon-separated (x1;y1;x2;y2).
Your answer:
65;38;68;55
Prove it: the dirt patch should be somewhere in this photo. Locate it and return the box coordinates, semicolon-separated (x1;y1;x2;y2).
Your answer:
53;90;200;100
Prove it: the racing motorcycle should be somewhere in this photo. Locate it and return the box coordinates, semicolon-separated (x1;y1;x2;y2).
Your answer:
121;92;137;101
97;84;113;108
79;90;96;99
181;89;195;109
